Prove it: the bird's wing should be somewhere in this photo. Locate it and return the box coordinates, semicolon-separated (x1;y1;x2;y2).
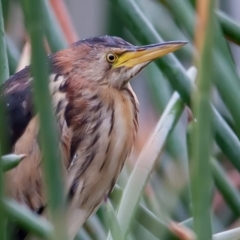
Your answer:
2;66;78;240
1;67;34;150
3;68;72;212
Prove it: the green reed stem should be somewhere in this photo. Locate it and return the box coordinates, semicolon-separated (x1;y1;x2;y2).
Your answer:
0;1;9;239
21;1;67;239
190;0;215;238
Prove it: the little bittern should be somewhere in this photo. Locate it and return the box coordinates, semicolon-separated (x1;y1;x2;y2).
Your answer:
2;36;186;239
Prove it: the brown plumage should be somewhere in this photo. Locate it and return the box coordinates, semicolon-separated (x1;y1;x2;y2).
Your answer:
1;36;186;239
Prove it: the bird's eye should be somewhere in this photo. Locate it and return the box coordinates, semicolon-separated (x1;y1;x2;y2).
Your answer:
106;53;117;63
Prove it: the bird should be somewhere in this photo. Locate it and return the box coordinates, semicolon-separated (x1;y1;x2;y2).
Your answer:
2;35;186;239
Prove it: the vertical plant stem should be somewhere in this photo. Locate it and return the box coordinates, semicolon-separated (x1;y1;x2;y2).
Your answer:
188;0;240;45
106;200;123;240
0;1;9;239
21;1;66;239
1;0;10;24
0;0;8;81
190;0;214;239
49;0;78;43
41;0;67;52
6;35;20;74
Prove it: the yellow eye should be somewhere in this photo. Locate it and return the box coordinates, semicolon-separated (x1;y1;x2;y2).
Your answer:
106;53;117;63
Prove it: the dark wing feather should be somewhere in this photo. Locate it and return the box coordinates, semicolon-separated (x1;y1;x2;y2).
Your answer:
0;67;34;149
1;67;35;239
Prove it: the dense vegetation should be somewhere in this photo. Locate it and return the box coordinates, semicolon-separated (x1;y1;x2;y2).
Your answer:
1;0;240;239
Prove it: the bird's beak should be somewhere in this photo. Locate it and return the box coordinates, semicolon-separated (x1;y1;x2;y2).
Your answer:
113;41;187;68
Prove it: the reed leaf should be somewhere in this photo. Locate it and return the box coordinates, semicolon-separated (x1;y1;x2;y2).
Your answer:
21;0;67;239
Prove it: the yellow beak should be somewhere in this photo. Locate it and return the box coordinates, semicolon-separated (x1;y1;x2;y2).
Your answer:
113;41;187;68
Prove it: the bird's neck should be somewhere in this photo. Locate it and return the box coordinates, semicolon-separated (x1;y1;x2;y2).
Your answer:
65;81;139;135
65;80;139;172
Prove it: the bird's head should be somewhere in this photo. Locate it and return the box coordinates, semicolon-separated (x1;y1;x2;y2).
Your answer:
52;36;187;89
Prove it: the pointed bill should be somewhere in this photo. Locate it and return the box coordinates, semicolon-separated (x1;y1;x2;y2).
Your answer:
113;41;187;68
